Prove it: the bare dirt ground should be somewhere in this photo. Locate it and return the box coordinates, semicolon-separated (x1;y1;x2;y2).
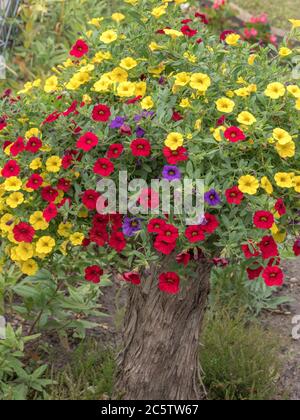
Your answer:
261;260;300;400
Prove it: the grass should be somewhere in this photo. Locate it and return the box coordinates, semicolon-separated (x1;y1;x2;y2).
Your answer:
48;339;116;400
200;308;282;400
233;0;299;29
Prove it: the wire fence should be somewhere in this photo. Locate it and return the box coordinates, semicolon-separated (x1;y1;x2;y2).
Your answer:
0;0;20;52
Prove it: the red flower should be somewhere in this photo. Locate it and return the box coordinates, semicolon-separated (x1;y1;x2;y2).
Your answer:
70;39;89;58
172;111;183;121
42;111;61;125
159;224;179;243
262;266;284;287
26;137;42;153
154;237;176;255
82;189;100;210
224;126;246;143
275;199;286;216
293;240;300;256
0;116;7;131
158;272;180;294
1;160;20;178
163;146;188;164
246;265;263;280
62;154;74;169
13;222;35;243
93;158;114;177
181;25;198;37
225;186;244;205
130;138;151;157
85;265;103;284
26;174;43;190
195;12;209;24
185;225;205;243
254;211;274;229
201;213;219;234
258;236;279;260
10;137;25;157
63;100;78;116
176;252;191;266
107;143;124;159
92;213;109;228
76;132;99;152
242;243;260;259
43;203;57;222
89;227;108;246
109;232;126;252
125;96;142;105
147;218;167;234
217;115;226;126
181;18;193;24
123;272;141;285
41;186;58;202
57;178;71;193
139;188;160;210
92;104;111;122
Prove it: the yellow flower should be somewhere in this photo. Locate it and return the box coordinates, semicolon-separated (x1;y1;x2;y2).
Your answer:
0;213;15;232
279;47;292;57
261;177;273;195
120;57;138;70
289;19;300;29
287;85;300;98
135;82;147;97
46;156;62;173
215;97;235;113
20;259;38;276
112;12;125;23
151;5;167;18
179;98;192;108
276;141;295;158
6;192;24;209
294;176;300;193
184;52;197;63
149;42;164;51
25;127;41;139
237;111;256;126
213;126;225;142
4;177;22;192
100;30;118;44
238;175;259;195
29;212;49;231
58;222;73;238
44;76;58;93
248;54;257;65
165;132;184;151
29;158;42;170
36;236;55;254
70;232;84;246
110;67;128;83
16;243;34;261
273;128;292;145
296;98;300;110
174;72;190;87
164;28;183;38
225;33;240;46
190;73;211;92
274;172;294;188
141;96;154;110
264;82;285;99
88;17;103;28
234;87;250;97
194;119;202;130
116;82;135;97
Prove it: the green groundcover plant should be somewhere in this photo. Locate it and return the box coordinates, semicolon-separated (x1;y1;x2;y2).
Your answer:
0;0;300;399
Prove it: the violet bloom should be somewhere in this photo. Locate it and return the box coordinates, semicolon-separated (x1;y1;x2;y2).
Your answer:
162;165;181;181
136;126;145;137
110;116;126;129
122;217;142;237
204;189;221;206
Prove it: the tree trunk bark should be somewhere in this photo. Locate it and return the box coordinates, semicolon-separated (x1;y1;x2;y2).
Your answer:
114;261;212;400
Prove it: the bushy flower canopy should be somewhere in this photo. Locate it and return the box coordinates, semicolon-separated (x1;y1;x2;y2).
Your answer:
0;0;300;293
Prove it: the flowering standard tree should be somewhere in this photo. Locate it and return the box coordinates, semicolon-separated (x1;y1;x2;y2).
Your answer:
1;0;300;400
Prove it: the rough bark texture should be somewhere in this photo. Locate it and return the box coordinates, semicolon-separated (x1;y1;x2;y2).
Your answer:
114;261;212;400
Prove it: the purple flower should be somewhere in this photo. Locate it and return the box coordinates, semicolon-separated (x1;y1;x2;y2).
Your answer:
204;189;221;206
122;217;142;237
136;126;145;137
110;116;126;129
162;165;181;181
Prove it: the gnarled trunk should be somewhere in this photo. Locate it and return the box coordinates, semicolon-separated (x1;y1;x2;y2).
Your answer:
114;261;211;400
